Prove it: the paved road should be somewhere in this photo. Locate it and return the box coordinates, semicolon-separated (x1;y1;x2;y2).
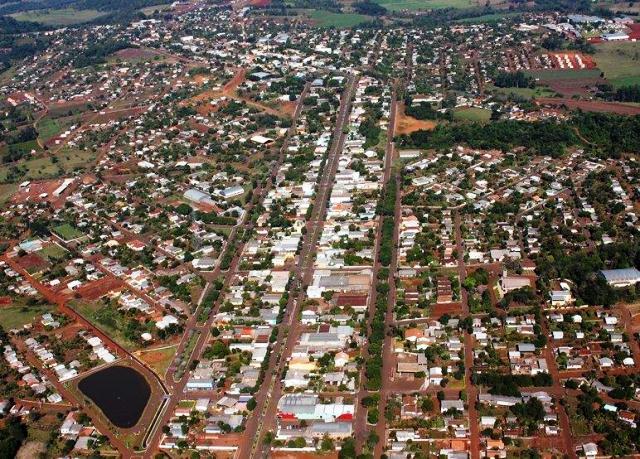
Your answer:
239;74;358;459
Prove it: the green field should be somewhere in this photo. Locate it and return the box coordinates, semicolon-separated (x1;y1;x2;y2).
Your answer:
36;116;78;143
525;68;602;81
10;8;107;26
38;243;68;261
492;85;557;99
52;223;83;241
594;41;640;88
0;157;60;183
375;0;476;10
71;301;140;350
0;183;17;204
305;9;370;28
0;148;95;184
139;4;172;16
56;148;96;170
0;304;50;330
0;139;41;159
454;11;521;23
453;107;491;122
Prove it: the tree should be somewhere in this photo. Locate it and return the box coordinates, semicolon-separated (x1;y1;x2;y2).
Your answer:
339;438;357;459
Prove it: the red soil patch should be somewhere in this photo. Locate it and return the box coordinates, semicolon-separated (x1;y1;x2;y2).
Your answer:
250;0;271;6
11;179;65;204
0;297;11;305
16;253;49;272
431;302;463;318
76;277;123;300
628;23;640;40
395;104;437;135
278;100;297;117
536;98;640;115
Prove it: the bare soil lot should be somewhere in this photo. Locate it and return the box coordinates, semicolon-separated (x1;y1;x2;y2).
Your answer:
395;104;437;135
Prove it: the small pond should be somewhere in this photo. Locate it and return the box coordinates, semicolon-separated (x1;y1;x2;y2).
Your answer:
78;365;151;428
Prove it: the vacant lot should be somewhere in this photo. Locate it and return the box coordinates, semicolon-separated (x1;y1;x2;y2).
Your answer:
0;304;50;330
71;300;140;351
137;345;178;377
395;105;437;135
10;8;107;26
594;41;640;87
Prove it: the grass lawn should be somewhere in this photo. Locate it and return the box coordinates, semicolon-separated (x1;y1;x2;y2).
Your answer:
52;223;84;241
453;107;491;122
0;304;50;330
304;9;371;28
594;41;640;88
0;183;17;204
375;0;476;10
10;8;108;26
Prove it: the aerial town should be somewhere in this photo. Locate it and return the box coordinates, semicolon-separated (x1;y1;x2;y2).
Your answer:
0;0;640;457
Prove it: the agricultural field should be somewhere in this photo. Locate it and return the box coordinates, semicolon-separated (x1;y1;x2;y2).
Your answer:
594;41;640;87
9;8;108;26
374;0;477;11
525;68;602;81
524;68;605;97
454;12;521;23
304;9;371;28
